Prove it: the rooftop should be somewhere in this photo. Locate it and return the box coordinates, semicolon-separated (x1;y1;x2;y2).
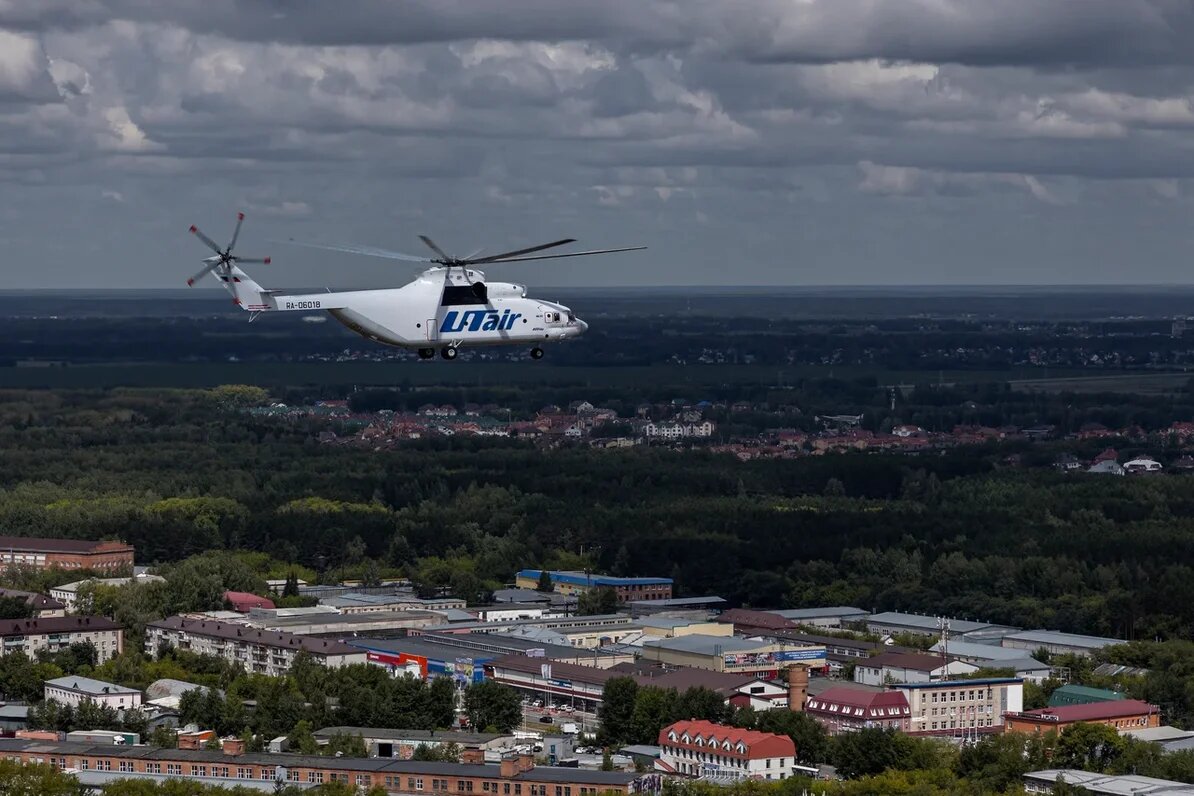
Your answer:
0;616;121;637
1003;629;1125;650
806;687;910;717
626;596;725;609
867;611;1012;635
314;727;511;745
929;640;1028;661
660;720;794;760
518;570;672;588
1015;699;1158;724
716;608;796;631
1024;769;1194;795
767;607;868;621
148;616;360;656
642;634;768;655
0;739;639;785
0;536;132;554
485;655;628;686
864;651;958;672
893;678;1022;690
45;676;139;696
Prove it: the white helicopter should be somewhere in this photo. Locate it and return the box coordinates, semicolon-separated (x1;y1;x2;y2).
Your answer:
187;213;645;360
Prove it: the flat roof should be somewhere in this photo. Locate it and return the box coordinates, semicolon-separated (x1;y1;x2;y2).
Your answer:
1024;770;1194;795
642;634;769;655
768;607;868;620
518;570;672;588
867;612;1012;635
147;616;361;656
626;597;725;608
930;640;1028;660
248;610;440;629
0;739;638;785
46;676;139;696
314;727;510;745
1003;629;1125;649
0;536;131;554
636;616;709;630
894;678;1022;689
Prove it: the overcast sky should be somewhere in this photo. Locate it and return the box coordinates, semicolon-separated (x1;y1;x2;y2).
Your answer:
4;1;1194;288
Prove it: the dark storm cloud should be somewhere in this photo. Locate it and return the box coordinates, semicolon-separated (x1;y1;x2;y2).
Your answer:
3;1;1194;288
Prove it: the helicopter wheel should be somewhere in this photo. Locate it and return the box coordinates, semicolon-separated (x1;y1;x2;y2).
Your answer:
530;347;544;360
441;346;458;361
417;348;435;360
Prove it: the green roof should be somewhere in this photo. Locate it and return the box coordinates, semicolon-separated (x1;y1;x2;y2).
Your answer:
1048;684;1125;707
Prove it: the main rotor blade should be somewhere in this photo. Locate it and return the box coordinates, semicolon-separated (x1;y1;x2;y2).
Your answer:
186;261;219;287
234;256;272;264
228;211;245;252
481;245;647;264
467;239;576;264
418;235;452;261
275;239;431;263
190;225;223;255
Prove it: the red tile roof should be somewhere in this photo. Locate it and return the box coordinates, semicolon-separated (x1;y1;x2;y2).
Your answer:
1017;699;1158;723
659;720;794;761
806;686;910;718
223;591;275;611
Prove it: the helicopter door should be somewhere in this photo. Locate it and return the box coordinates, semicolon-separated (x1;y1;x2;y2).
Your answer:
426;319;437;342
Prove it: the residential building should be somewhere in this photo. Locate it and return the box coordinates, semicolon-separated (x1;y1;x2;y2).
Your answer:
0;616;123;663
640;635;827;677
1005;699;1160;734
658;720;796;781
514;571;673;603
853;652;978;686
0;588;65;618
1048;684;1125;708
51;574;165;612
0;740;647;794
764;607;869;629
44;677;141;710
803;687;911;735
1000;629;1124;657
643;422;715;440
223;592;274;612
145;617;366;676
894;678;1024;737
0;536;134;572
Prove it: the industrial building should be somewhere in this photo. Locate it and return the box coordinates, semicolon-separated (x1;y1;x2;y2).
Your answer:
240;609;443;637
853;652;978;686
626;596;726;616
1048;684;1125;708
515;571;672;603
763;607;869;629
1024;770;1194;795
639;634;826;677
312;727;516;760
0;536;134;573
0;739;646;794
999;629;1124;657
1005;699;1160;734
865;612;1017;642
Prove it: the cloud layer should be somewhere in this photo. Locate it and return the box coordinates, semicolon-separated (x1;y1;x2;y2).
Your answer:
3;1;1194;287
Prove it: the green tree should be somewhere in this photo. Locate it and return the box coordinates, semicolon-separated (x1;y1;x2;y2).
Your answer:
323;732;369;758
282;571;300;598
1056;722;1125;773
751;709;830;765
0;758;83;795
412;742;462;762
288;719;319;755
427;676;458;729
630;686;678;745
577;586;618;616
598;677;639;747
463;681;521;732
536;570;554;592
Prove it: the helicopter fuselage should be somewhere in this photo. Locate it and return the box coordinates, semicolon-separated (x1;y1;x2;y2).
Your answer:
264;267;587;350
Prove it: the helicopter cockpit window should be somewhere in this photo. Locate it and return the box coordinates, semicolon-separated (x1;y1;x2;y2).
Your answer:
442;285;487;306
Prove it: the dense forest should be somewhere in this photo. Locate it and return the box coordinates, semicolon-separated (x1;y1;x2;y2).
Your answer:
4;387;1194;644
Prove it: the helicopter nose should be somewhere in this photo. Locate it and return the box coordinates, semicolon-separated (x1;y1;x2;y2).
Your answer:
574;318;588;334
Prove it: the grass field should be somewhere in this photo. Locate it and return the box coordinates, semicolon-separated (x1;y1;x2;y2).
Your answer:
1009;371;1194;395
0;362;1096;390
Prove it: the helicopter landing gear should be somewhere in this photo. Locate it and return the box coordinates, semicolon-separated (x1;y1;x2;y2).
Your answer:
417;348;435;360
530;347;544;360
441;346;458;361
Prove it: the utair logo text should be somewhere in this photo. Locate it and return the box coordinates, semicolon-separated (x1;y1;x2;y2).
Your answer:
440;309;522;334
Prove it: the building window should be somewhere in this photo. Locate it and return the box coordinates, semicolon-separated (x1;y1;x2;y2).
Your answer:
146;763;161;774
238;767;252;779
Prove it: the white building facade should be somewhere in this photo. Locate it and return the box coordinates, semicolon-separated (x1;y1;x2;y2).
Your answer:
44;676;142;710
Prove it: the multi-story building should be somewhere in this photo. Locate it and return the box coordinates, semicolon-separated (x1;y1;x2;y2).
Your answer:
1005;699;1160;735
0;536;134;573
0;588;65;618
643;422;715;440
145;616;366;676
658;720;796;781
804;687;911;735
853;652;978;686
0;617;123;663
44;676;141;710
0;741;648;794
894;678;1024;737
514;571;673;603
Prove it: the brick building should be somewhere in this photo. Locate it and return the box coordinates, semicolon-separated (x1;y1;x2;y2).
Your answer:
0;616;123;663
145;616;367;676
0;536;134;572
0;740;647;794
804;687;911;735
657;720;797;781
514;570;672;603
1005;699;1160;735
